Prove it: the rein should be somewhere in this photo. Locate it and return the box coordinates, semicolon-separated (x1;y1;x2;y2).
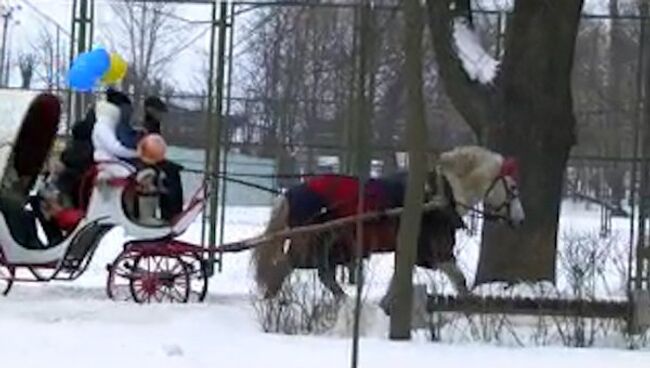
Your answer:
456;202;508;222
454;175;517;223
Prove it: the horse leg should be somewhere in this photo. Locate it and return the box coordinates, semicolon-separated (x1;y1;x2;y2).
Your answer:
317;231;346;299
379;273;396;315
438;260;469;296
347;262;357;285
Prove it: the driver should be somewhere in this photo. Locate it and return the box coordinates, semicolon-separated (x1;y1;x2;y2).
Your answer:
92;90;139;164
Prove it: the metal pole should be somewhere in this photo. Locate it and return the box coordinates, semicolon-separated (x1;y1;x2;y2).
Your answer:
89;0;95;50
4;26;11;86
55;26;61;91
217;1;236;272
72;0;90;125
351;2;372;367
632;10;648;292
206;0;228;276
67;0;78;129
640;2;650;290
0;14;9;86
200;0;218;259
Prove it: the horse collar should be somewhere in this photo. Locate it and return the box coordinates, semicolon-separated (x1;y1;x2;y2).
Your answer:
430;169;465;229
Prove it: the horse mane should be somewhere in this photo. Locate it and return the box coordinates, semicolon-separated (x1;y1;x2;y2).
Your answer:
438;146;501;177
437;145;504;212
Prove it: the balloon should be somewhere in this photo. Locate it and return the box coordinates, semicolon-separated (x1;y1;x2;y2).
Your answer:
101;52;128;84
67;48;112;91
85;48;110;76
68;65;96;91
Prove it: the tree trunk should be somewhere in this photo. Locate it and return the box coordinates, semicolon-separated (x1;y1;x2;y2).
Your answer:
426;0;583;284
635;1;650;289
389;0;427;340
477;1;581;284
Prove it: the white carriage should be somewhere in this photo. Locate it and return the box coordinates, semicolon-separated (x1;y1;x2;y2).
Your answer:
0;90;210;303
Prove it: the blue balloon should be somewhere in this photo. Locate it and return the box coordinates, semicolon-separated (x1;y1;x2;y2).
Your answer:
68;65;95;91
67;48;110;91
85;48;110;76
72;49;108;73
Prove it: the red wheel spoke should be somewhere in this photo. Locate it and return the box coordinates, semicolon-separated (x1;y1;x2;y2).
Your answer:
108;249;192;304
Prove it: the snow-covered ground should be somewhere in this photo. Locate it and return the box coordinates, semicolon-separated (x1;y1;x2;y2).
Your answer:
2;201;649;367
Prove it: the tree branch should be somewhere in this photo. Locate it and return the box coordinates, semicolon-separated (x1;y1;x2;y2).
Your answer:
424;0;498;139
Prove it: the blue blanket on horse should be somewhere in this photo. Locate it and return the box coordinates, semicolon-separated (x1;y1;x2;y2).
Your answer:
284;173;462;267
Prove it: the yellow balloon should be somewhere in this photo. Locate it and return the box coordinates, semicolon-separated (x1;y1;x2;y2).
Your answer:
101;52;128;84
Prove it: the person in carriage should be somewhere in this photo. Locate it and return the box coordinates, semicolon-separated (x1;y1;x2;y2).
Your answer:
141;96;184;222
89;88;180;226
0;185;83;249
52;107;96;208
92;88;140;163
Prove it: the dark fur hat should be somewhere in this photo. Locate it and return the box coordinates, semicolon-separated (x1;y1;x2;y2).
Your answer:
144;96;167;112
106;87;131;106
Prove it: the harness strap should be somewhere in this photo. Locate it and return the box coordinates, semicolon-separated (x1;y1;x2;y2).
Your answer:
432;167;466;229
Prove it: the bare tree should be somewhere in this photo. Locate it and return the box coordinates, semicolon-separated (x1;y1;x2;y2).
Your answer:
29;26;61;89
18;53;34;89
104;0;191;104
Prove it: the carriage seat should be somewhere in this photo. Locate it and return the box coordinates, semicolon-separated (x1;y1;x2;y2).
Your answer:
0;194;52;250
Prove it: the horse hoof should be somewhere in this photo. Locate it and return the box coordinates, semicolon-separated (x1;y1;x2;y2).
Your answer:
378;294;393;315
379;302;391;316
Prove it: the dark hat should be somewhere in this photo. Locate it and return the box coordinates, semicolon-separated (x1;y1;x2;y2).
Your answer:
144;96;167;112
106;87;132;106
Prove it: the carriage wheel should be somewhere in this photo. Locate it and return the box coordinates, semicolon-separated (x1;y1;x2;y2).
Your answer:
128;254;191;303
180;252;209;302
0;263;14;296
106;248;141;302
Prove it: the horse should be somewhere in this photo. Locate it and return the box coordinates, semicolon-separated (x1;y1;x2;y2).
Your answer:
251;145;525;305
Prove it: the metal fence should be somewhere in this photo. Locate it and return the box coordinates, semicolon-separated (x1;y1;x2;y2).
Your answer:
18;0;650;346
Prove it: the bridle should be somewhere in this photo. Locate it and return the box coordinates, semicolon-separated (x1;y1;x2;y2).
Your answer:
426;156;521;225
455;174;520;224
481;175;519;223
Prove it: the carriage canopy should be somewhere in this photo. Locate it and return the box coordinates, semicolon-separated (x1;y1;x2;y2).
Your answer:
0;89;61;198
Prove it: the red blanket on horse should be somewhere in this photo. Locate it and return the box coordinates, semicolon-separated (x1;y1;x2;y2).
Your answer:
304;174;393;217
285;173;460;267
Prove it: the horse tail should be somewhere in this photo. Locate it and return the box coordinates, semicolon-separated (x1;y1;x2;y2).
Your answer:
251;193;293;298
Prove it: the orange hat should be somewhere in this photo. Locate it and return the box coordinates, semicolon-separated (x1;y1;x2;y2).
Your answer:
137;133;167;164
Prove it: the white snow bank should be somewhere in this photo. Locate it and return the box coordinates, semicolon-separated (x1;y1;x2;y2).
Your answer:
1;292;649;368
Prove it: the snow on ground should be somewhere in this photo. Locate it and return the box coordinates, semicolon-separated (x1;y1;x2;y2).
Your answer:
2;201;649;367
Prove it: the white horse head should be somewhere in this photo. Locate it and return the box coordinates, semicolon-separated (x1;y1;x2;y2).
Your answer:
438;145;525;227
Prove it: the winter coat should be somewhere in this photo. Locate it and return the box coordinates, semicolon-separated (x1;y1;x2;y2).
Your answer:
116;103;143;150
61;111;94;172
92;101;138;162
143;112;161;134
56;111;95;207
